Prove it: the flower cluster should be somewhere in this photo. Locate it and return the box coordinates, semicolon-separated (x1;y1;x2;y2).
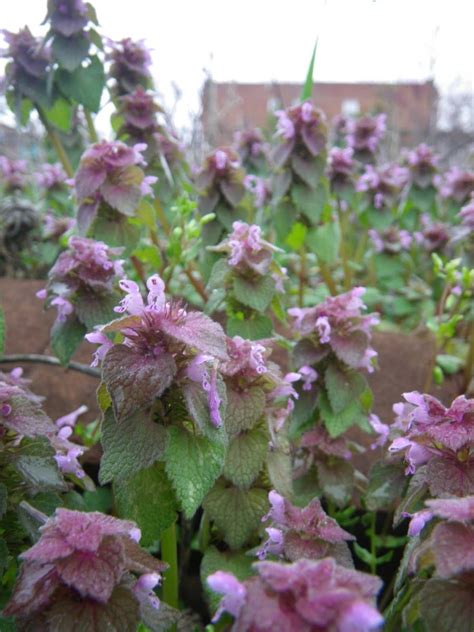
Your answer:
258;491;354;562
3;508;166;628
87;274;228;425
1;28;50;102
0;155;28;192
327;146;355;192
208;557;383;631
34;162;68;191
244;174;272;208
37;235;124;326
107;37;152;95
369;227;413;254
234;128;267;171
403;143;439;189
389;392;474;496
196;147;245;214
74;140;156;233
273;101;327;167
289;287;379;373
119;86;162;138
45;0;91;70
357;163;409;210
345;114;386;158
212;220;281;276
415;215;450;252
435;167;474;204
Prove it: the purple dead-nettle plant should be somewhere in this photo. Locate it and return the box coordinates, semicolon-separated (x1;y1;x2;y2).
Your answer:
3;508;167;629
345;113;386;160
0;155;29;192
435;166;474;205
34;162;68;191
289;287;379;373
73;139;157;234
257;490;354;564
415;214;450;252
208;557;383;632
327;146;356;194
389;392;474;497
50;405;88;479
1;27;51;103
369;226;413;254
107;36;153;95
234;128;268;172
459;194;474;232
44;0;91;71
37;235;124;329
244;174;272;209
357;163;409;210
195;148;246;242
87;273;229;423
403;143;439;189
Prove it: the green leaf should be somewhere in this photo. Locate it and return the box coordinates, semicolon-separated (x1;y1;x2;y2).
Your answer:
319;390;367;438
165;426;226;518
300;41;318;101
267;448;293;498
291;182;327;222
316;458;353;507
57;55;105;112
436;354;464;375
306;221;341;264
74;291;120;330
365;461;407;511
51;315;86;366
324;364;367;414
52;33;89;71
43;97;73;132
201;545;254;611
93;211;141;254
99;409;167;484
223;426;268;489
233;275;275;312
207;258;231;290
0;483;7;519
353;542;375;566
285;222;307;250
13;438;66;492
203;481;268;550
227;314;273;339
0;538;8;576
225;386;266;435
114;464;178;546
83;488;113;513
0;305;5;354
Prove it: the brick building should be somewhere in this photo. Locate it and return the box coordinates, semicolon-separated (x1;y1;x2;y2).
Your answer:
201;80;438;151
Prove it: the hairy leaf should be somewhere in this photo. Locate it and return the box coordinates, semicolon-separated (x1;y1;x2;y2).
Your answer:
102;345;176;422
324;364;367;414
223;427;268;489
365;461;407;511
419;576;474;632
114;464;178;546
51;315;86;366
99;409;167;484
203;482;268;549
225;386;266;434
233;275;275;313
227;314;273;339
165;426;226;518
316;458;353;507
306;221;341;264
57;55;105;112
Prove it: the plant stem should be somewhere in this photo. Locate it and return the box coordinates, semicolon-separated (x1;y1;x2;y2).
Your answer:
84;108;98;143
161;522;179;610
154;197;171;235
319;262;338;296
0;354;99;378
184;266;209;303
37;108;74;178
298;248;307;307
337;204;352;290
198;511;211;552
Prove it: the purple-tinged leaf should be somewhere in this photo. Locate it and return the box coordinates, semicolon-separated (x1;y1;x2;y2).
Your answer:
272;140;295;169
291;154;319;188
160;311;228;360
220;180;245;207
419;575;474;632
102;345;176;421
432;523;474;578
316;458;354;507
301;125;326;157
4;395;55;437
271;170;292;203
331;330;370;369
2;561;59;618
426;457;474;497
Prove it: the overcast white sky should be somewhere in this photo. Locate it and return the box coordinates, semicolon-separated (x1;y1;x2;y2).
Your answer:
2;0;473;129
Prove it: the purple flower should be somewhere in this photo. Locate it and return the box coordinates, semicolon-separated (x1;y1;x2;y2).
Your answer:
47;0;89;37
298;365;318;391
258;491;354;562
357;163;409;209
368;227;413;254
120;86;161;132
273;101;327;168
459;194;474;230
327;146;355;191
403;143;439;189
196;147;245;218
435;167;474;204
74;140;154;233
368;414;390;449
107;37;152;95
234;128;267;171
405;509;434;536
34;163;68;190
416;215;450;252
3;508;167;626
185;354;223;427
300;425;352;460
244;174;271;208
212;220;281;276
0;155;28;191
1;28;50;93
389;392;474;496
289;287;379;372
209;558;383;631
346;114;386;156
221;335;268;378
